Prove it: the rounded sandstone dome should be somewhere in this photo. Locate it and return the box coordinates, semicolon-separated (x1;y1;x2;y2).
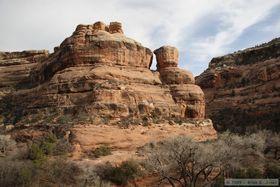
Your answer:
154;46;179;69
60;21;153;68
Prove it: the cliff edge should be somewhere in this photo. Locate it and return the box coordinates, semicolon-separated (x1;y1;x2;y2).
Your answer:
196;38;280;132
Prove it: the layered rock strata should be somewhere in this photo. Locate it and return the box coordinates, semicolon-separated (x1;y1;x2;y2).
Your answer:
0;50;49;99
154;46;204;118
196;38;280;132
0;21;205;125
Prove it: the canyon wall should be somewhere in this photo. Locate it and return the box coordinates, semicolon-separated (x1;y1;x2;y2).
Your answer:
196;38;280;132
0;50;49;99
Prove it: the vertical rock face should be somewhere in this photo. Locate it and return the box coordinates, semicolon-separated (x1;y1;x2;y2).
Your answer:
196;38;280;132
154;46;179;69
0;21;205;125
155;46;204;118
108;22;124;34
0;50;49;99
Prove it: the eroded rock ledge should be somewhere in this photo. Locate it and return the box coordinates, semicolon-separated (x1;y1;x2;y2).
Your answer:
0;21;205;125
196;37;280;132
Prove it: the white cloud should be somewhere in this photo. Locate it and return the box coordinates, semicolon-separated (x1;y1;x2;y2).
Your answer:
187;0;280;63
263;20;280;33
0;0;279;75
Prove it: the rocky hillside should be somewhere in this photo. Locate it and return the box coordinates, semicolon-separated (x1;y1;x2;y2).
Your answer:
0;21;206;126
196;38;280;132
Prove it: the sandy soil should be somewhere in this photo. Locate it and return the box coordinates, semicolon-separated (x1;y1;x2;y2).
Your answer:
70;123;217;166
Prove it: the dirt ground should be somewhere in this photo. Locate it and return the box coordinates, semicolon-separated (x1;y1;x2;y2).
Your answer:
71;122;217;164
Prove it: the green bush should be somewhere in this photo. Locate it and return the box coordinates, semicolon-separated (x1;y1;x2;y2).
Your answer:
28;143;46;167
93;145;112;158
41;141;56;155
40;133;58;155
57;114;73;124
170;116;186;125
265;164;280;178
28;133;72;167
211;175;224;187
228;167;264;179
54;139;72;155
246;167;263;178
98;160;139;185
42;133;71;156
44;133;57;143
150;108;163;124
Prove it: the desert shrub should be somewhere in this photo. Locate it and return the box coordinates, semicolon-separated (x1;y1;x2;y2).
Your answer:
45;132;72;155
0;135;16;156
97;160;139;185
43;158;82;186
265;164;280;178
0;160;36;187
57;114;73;124
144;132;266;187
41;141;56;155
22;114;44;124
93;145;112;158
117;116;143;128
82;170;112;187
0;158;82;187
211;174;224;187
264;131;280;159
246;167;263;178
144;136;225;187
102;117;110;125
40;134;57;155
93;83;103;91
150;108;165;124
27;133;72;166
45;114;56;123
29;132;71;157
28;143;47;167
217;131;265;155
229;169;247;178
172;116;184;125
229;167;263;178
54;139;72;155
44;132;57;143
212;108;280;133
118;117;132;128
73;111;90;123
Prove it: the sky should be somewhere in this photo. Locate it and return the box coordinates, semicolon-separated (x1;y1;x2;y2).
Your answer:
0;0;280;75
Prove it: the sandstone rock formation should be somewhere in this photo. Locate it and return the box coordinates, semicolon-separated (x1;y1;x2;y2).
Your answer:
154;46;204;118
196;38;280;132
0;21;205;125
0;50;49;99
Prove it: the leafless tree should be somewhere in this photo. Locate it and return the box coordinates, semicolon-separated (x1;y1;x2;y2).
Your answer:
144;132;265;187
263;131;280;160
0;135;16;156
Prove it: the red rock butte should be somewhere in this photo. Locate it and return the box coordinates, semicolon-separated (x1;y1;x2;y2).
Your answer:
0;21;205;125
